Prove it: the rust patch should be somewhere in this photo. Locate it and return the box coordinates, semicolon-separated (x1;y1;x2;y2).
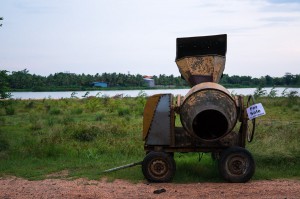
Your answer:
176;55;225;86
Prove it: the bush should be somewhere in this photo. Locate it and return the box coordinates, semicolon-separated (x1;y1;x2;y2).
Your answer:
0;117;5;125
72;125;99;142
95;113;104;121
29;120;43;131
117;107;130;116
0;137;9;152
47;117;55;126
22;137;64;158
25;101;35;109
71;108;83;115
267;87;278;98
253;86;267;98
49;108;61;115
5;106;15;115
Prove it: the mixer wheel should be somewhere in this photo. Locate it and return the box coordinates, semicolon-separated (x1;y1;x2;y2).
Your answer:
142;152;176;182
219;147;255;183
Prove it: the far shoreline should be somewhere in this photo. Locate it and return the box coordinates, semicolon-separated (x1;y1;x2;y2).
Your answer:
9;85;300;92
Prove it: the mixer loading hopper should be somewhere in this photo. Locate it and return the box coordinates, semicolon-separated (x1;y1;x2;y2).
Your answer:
176;34;227;86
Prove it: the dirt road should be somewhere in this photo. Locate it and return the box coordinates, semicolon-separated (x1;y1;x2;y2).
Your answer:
1;177;300;199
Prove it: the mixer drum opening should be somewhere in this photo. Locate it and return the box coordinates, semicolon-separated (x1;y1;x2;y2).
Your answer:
192;110;228;140
179;82;238;142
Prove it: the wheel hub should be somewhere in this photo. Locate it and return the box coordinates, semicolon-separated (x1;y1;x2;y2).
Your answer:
150;160;167;177
228;156;247;175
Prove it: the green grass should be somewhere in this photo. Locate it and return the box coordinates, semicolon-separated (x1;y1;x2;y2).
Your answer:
0;96;299;182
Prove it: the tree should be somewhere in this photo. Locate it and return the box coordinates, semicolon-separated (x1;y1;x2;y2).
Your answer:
0;70;11;99
265;75;273;86
283;72;293;86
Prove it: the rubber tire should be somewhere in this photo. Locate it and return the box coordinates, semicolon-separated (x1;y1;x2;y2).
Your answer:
218;147;255;183
142;152;176;183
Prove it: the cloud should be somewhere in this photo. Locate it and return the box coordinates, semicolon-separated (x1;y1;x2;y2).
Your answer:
267;0;300;4
260;16;300;24
13;0;58;14
262;0;300;12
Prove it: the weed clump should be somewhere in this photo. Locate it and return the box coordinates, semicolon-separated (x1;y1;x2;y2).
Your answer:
291;105;299;112
71;108;83;115
71;124;99;142
5;106;15;115
49;108;61;115
0;137;9;152
47;117;55;126
0;117;5;125
95;113;105;121
29;120;43;131
117;107;130;116
61;115;74;125
25;101;35;109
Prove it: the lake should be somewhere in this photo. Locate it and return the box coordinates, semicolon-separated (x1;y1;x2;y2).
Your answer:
10;87;299;99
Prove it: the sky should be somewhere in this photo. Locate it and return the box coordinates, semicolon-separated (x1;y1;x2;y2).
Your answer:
0;0;300;77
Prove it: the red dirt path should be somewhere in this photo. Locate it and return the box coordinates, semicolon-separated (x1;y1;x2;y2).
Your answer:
1;177;300;199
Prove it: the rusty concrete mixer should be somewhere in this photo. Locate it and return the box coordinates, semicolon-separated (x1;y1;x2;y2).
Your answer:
142;34;257;183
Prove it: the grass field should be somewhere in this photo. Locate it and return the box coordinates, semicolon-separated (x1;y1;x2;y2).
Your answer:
0;94;299;182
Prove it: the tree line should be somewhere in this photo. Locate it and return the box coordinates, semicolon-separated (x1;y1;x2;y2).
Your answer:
220;73;300;88
0;69;299;97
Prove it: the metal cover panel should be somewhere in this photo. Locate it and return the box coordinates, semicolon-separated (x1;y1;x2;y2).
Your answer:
143;94;162;140
146;94;171;145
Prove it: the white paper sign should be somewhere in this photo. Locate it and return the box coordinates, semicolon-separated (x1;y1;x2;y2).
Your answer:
247;103;266;120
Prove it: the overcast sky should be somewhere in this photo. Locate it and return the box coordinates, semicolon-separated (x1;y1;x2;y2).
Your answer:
0;0;299;77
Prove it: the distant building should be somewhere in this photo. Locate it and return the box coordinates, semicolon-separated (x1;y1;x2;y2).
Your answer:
143;75;153;79
91;82;108;88
143;78;155;87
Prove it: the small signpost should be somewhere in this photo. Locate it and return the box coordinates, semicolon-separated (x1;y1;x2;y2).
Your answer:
247;103;266;120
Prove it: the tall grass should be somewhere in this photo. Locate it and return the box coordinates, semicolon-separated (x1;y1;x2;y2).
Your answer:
0;96;299;182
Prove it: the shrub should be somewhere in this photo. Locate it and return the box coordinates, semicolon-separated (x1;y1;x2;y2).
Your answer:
137;90;147;107
47;117;55;126
71;92;78;98
117;107;130;116
267;87;278;98
0;117;5;125
25;101;35;109
101;95;110;106
291;105;299;112
44;105;51;112
62;115;74;125
71;108;83;115
0;137;9;152
253;86;267;98
29;120;43;131
49;108;61;115
95;113;104;121
85;97;101;112
5;106;15;115
72;125;99;142
82;91;90;98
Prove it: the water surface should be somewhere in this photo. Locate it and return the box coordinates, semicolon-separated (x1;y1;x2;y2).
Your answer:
10;87;299;99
